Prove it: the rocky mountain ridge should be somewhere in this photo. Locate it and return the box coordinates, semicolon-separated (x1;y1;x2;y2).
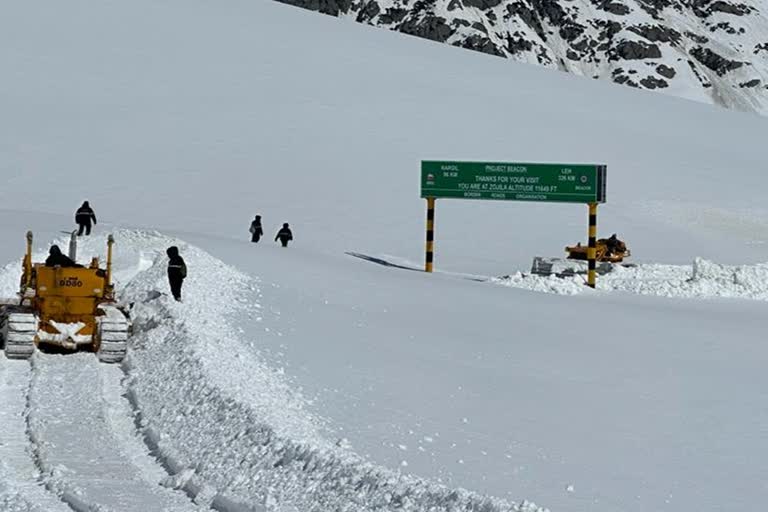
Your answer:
277;0;768;114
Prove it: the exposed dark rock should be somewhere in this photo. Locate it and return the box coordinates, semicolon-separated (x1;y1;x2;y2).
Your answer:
506;35;533;55
472;21;487;33
595;1;631;16
739;79;761;88
640;76;669;89
595;20;623;41
456;34;505;56
708;1;751;16
685;31;709;44
635;0;674;19
379;7;408;25
462;0;502;9
276;0;354;16
508;2;546;40
690;46;744;75
531;0;567;26
536;46;553;65
613;72;640;87
687;59;713;88
627;24;681;44
710;22;739;35
559;22;586;42
447;0;463;11
356;1;380;22
571;38;591;53
398;15;455;43
755;43;768;55
656;64;676;78
611;40;662;60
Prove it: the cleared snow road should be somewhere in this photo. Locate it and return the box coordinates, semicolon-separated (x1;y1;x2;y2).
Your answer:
0;358;72;512
0;349;205;512
23;352;204;512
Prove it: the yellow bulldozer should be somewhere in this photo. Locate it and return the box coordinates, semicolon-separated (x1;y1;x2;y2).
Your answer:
0;231;130;362
565;234;630;263
530;235;631;277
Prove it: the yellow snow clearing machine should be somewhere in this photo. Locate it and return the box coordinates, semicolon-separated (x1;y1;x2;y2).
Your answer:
565;234;630;263
0;231;130;362
530;235;631;277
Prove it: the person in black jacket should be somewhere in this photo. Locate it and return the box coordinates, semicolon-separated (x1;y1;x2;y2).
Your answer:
249;215;263;243
166;246;187;301
45;245;79;267
275;223;293;247
75;201;97;236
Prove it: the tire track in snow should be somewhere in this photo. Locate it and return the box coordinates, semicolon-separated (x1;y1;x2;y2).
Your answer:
0;357;71;512
26;353;204;512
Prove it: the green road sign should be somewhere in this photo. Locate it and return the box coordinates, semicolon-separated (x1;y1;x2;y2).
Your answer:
421;161;606;203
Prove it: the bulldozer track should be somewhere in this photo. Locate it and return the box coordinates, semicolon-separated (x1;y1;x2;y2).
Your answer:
0;308;37;360
96;304;130;363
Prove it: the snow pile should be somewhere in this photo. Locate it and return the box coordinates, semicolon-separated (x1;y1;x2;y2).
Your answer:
491;272;585;295
493;258;768;300
118;230;547;512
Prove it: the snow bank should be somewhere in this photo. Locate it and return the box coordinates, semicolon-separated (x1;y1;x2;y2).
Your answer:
119;230;547;512
493;258;768;301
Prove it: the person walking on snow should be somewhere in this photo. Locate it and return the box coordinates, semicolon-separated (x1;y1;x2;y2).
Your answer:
249;215;264;243
166;246;187;302
75;201;97;236
275;223;293;247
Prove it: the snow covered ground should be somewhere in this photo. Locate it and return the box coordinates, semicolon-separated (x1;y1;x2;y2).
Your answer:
2;0;768;511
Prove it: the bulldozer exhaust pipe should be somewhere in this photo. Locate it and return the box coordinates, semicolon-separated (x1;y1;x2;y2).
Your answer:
106;234;114;288
24;231;33;289
68;230;77;261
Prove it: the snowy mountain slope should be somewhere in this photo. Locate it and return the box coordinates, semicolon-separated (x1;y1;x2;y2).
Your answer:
2;0;768;511
278;0;768;113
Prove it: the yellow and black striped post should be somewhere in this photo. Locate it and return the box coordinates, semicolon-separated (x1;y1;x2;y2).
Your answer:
425;197;436;273
587;202;598;288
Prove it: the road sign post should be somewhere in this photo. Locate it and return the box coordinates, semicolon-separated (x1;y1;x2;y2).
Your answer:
420;161;607;284
587;202;598;288
425;197;435;273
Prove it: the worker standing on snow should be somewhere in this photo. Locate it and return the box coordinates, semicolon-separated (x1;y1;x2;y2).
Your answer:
75;201;97;236
249;215;264;243
274;223;293;247
166;246;187;302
